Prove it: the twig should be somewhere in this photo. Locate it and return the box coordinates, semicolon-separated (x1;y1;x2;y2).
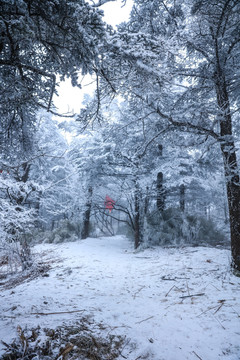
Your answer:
165;285;176;297
165;284;183;297
192;350;203;360
204;282;220;291
211;313;226;330
106;325;132;333
120;354;128;359
135;316;154;324
197;305;221;317
161;276;176;281
197;300;226;317
31;309;85;316
213;302;224;314
119;338;130;359
133;286;145;299
230;305;240;317
180;293;205;299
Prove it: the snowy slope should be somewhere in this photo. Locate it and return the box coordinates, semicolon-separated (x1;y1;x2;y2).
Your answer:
0;235;239;359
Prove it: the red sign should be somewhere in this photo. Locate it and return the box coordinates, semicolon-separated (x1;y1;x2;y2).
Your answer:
104;195;115;213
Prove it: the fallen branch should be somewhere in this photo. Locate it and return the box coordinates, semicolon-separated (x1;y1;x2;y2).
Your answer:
161;276;176;281
180;293;205;299
197;300;226;317
135;316;154;324
213;302;224;314
31;309;85;316
165;285;183;297
204;282;220;291
197;305;221;317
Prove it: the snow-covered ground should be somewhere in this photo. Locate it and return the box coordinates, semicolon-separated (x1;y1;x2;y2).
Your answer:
0;235;239;359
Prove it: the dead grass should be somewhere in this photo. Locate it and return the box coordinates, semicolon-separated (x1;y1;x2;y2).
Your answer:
0;262;51;290
0;249;62;290
0;317;129;360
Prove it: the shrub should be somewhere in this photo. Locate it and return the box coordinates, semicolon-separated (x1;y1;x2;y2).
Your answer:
144;207;226;247
31;220;81;244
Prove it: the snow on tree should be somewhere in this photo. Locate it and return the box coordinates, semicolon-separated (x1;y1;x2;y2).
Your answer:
83;0;240;271
0;0;111;269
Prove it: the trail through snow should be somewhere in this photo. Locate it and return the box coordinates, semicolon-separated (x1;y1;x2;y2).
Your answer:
0;235;240;359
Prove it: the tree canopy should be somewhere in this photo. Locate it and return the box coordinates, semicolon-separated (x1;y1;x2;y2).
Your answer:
0;0;106;152
1;0;240;272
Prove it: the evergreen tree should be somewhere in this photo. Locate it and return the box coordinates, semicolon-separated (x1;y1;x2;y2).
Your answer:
91;0;240;271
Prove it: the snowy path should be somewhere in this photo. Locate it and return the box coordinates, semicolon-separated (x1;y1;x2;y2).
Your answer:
0;236;240;359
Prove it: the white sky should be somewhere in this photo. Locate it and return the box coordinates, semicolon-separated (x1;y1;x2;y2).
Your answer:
102;0;133;27
53;0;133;115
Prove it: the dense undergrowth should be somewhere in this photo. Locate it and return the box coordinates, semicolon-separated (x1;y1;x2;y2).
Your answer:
0;318;128;360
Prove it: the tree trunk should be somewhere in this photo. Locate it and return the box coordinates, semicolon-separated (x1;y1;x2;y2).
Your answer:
81;186;93;240
215;67;240;271
134;180;142;249
180;184;185;212
157;172;165;211
221;147;240;271
144;186;149;214
21;162;31;183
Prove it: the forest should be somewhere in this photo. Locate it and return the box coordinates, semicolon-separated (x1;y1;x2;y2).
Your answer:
0;0;240;359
